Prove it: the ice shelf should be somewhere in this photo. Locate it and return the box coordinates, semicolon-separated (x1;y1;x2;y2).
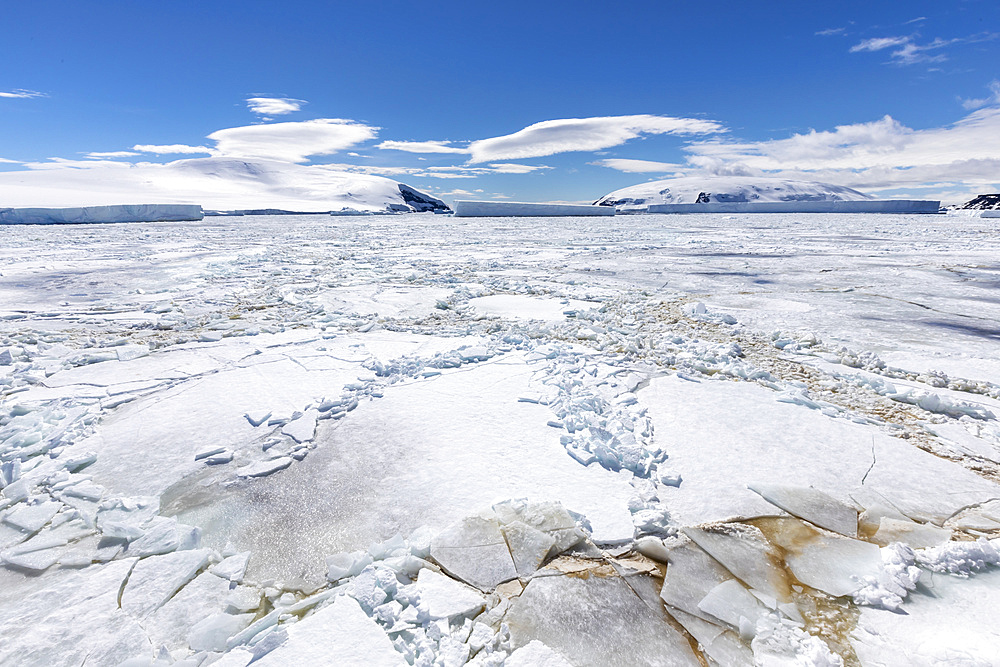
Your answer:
0;204;204;224
453;201;615;217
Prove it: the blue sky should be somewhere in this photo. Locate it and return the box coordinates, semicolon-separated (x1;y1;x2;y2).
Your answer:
2;0;999;206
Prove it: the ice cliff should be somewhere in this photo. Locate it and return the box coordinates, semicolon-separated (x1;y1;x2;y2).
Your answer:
0;204;204;225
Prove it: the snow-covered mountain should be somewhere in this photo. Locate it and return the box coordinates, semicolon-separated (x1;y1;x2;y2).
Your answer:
0;157;449;213
959;193;1000;210
595;176;872;210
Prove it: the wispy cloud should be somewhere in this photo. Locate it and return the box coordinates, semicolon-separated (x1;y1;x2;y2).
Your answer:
134;144;214;155
467;114;725;163
850;32;998;66
959;80;1000;110
590;158;685;173
85;151;140;159
0;89;46;99
436;188;484;197
376;140;469;154
849;36;912;53
246;97;306;116
23;157;135;170
904;17;927;25
815;27;846;36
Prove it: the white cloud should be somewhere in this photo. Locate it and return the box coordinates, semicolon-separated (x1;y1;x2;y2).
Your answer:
23;157;136;170
0;89;45;99
467;114;724;163
376;140;469;154
86;151;140;158
437;188;479;197
680;106;1000;197
134;144;214;155
960;80;1000;110
317;162;549;179
0;157;22;164
850;32;997;66
485;163;549;174
591;158;686;173
849;36;911;53
246;97;305;116
815;27;846;36
208;119;377;163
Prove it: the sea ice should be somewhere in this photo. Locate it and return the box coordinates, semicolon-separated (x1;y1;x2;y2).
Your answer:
697;578;769;635
872;518;951;549
748;483;859;537
414;568;486;620
120;548;214;618
501;520;556;577
660;536;737;621
505;640;574;667
0;559;150;666
211;550;251;581
667;605;754;667
852;568;1000;665
144;570;233;651
506;565;701;666
4;500;61;532
759;518;882;597
429;514;517;591
252;595;406;666
326;550;375;581
282;409;318;443
682;524;791;603
188;612;256;652
236;457;293;478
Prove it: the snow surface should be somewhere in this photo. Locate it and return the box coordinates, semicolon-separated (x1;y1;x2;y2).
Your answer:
2;211;1000;666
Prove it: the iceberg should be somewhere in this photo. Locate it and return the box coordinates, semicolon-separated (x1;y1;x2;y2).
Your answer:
0;204;204;224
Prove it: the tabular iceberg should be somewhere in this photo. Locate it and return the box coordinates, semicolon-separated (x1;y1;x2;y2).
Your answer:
1;204;204;225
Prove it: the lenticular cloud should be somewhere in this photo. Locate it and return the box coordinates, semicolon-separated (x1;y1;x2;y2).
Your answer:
467;114;725;163
208;118;379;163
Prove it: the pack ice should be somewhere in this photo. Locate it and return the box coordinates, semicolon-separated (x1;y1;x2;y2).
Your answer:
2;211;1000;665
